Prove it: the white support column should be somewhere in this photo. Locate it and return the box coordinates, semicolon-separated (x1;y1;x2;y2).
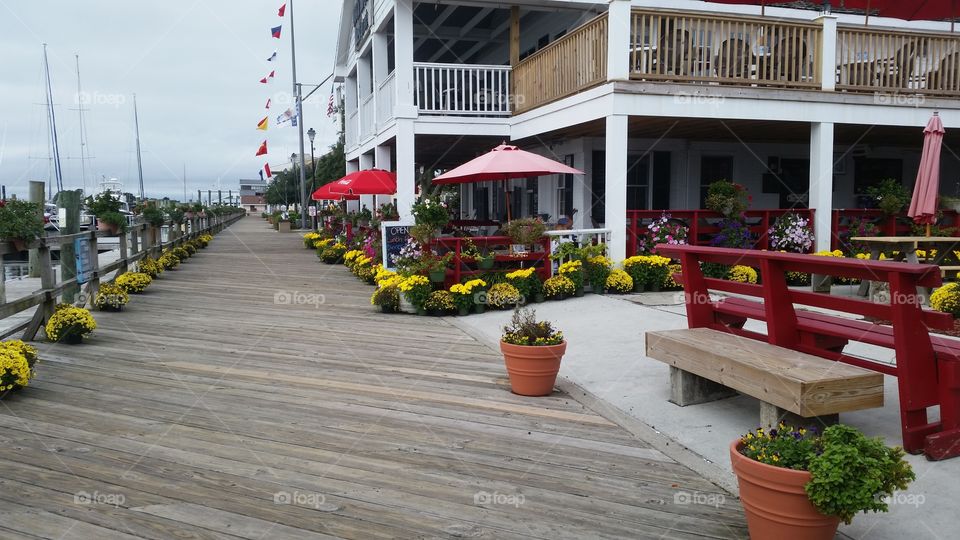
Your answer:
357;55;371;102
607;0;632;81
373;145;392;209
810;122;835;252
372;31;390;130
396;119;416;220
394;0;417;118
605;115;629;262
816;14;838;92
359;153;375;211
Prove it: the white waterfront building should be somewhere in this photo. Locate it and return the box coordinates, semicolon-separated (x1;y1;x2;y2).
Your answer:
335;0;960;260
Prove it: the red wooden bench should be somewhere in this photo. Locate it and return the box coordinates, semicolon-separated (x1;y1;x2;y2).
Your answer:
656;243;960;461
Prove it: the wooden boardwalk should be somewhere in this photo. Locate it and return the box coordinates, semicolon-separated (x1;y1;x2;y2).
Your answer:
0;217;747;539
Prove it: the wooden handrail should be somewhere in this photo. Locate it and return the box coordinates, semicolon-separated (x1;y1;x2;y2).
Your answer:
0;212;244;341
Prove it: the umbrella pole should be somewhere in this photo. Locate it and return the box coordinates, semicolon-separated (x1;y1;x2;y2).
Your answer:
927;223;932;237
504;180;512;222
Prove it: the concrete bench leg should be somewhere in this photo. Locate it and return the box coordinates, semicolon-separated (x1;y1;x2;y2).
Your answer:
669;366;737;407
760;402;838;431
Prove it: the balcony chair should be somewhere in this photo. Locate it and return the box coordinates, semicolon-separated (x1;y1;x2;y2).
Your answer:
766;36;809;83
924;51;960;94
875;41;920;89
714;38;755;80
655;26;691;77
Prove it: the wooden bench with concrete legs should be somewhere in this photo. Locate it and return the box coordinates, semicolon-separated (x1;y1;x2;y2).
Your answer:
646;328;885;428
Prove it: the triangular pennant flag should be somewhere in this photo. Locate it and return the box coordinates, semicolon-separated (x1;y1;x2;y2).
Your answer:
278;4;286;17
259;170;264;181
265;163;273;178
271;25;282;39
256;117;268;131
268;70;275;79
255;140;268;156
265;98;271;109
267;51;277;62
259;76;268;84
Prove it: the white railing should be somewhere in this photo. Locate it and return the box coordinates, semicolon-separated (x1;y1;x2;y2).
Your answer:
545;228;613;271
360;94;375;140
414;62;512;116
345;109;358;149
376;72;396;128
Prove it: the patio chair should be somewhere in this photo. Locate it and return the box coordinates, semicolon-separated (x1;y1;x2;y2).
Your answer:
876;41;920;89
714;38;754;80
925;52;960;93
767;36;809;82
656;22;691;77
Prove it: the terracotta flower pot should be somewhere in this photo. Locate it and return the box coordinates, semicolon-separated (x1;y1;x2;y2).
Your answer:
729;441;840;540
499;340;567;396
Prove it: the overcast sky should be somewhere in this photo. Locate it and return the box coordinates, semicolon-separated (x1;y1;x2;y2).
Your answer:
0;1;342;201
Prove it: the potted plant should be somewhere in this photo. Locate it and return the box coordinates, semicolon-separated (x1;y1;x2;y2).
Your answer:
424;290;456;316
866;178;911;217
0;199;44;251
646;255;672;292
94;282;130;311
450;279;486;316
605;269;633;294
731;424;915;540
115;271;153;294
505;217;547;251
45;304;97;344
506;268;543;303
705;180;750;219
399;275;432;316
141;204;166;247
768;213;815;253
86;192;127;235
0;340;38;400
500;307;566;396
371;282;401;313
486;282;522;310
543;275;575;300
584;255;612;294
557;260;584;297
411;196;450;230
622;256;649;292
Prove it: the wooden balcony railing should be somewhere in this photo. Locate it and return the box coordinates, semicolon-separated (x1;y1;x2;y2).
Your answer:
836;27;960;97
630;9;822;88
414;62;512;116
512;13;608;115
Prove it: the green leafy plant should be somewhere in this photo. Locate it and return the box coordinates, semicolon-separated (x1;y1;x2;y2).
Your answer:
505;218;546;246
411;196;450;228
705;180;749;218
740;424;915;525
371;284;400;313
141;205;166;227
866;178;911;217
501;307;564;346
166;206;185;224
86;191;123;216
0;199;44;242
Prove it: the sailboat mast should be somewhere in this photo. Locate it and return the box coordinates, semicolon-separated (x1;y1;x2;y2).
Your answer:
75;54;90;195
133;93;145;200
43;43;64;195
183;164;187;202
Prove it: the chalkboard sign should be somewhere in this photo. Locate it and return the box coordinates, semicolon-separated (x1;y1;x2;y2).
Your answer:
381;221;413;272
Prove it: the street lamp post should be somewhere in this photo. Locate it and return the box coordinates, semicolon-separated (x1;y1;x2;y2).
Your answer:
307;127;316;179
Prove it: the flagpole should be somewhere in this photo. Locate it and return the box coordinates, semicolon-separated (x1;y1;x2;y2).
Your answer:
289;0;310;230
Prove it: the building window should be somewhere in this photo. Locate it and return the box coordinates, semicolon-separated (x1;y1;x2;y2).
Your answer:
699;155;734;207
557;155;574;219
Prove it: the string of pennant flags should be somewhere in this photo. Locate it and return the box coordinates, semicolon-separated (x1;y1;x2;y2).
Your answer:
255;3;290;181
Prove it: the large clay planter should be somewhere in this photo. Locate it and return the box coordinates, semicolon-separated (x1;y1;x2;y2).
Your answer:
499;340;567;396
97;219;120;236
729;441;840;540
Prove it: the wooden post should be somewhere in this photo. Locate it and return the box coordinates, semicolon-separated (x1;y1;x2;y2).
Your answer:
130;226;140;258
23;243;55;341
28;181;45;278
118;229;129;274
59;190;82;304
510;6;520;67
86;232;100;308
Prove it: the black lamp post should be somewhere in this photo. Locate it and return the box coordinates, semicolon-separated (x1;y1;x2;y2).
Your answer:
307;127;317;179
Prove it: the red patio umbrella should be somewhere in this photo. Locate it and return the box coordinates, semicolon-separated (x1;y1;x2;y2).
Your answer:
329;169;397;196
908;112;945;236
433;144;584;221
311;182;359;201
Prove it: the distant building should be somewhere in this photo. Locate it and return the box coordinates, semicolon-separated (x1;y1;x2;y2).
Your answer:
240;179;268;214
